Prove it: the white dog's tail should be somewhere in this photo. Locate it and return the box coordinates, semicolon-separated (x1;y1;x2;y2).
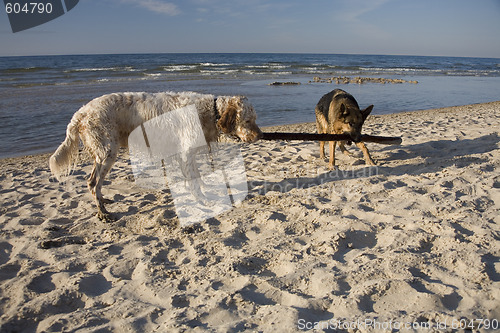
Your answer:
49;114;81;181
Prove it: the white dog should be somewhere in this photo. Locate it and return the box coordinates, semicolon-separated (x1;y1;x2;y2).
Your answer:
49;91;262;221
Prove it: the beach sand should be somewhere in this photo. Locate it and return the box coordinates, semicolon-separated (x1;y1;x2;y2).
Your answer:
0;101;499;332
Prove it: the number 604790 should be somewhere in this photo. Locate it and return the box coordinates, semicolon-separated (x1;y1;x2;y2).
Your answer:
5;2;53;14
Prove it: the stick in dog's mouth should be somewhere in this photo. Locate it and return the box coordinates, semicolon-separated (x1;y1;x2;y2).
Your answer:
260;132;402;145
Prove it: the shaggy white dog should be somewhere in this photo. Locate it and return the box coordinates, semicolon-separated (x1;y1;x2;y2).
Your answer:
49;91;262;221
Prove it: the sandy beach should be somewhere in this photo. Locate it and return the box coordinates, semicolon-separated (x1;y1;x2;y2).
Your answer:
0;101;499;332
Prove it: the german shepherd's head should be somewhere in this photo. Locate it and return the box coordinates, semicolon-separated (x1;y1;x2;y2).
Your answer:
334;102;373;143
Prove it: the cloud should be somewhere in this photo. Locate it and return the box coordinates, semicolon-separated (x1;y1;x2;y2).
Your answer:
332;0;392;40
119;0;180;16
189;0;298;26
335;0;391;23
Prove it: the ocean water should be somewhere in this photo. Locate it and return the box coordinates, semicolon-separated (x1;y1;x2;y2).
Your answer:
0;53;499;158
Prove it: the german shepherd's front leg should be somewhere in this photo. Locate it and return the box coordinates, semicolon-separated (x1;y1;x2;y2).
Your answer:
316;112;328;160
356;142;376;166
339;141;353;156
319;140;326;159
328;141;337;170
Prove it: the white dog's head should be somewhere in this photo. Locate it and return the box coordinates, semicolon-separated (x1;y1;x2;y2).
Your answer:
217;96;262;143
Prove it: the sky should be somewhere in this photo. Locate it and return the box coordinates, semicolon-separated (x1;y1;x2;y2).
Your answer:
1;0;500;58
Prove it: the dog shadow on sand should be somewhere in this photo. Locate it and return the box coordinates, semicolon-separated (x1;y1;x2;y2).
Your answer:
248;132;499;196
85;133;498;224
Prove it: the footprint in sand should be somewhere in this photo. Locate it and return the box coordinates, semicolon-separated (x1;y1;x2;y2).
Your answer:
107;258;140;280
0;241;13;265
27;272;56;294
0;263;21;282
78;274;112;297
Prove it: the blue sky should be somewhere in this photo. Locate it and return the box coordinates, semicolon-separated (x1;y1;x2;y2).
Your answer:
1;0;500;57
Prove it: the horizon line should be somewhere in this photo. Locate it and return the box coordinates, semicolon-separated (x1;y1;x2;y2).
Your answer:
1;52;499;60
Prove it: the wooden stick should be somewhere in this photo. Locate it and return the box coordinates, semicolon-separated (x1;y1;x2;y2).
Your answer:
261;132;402;145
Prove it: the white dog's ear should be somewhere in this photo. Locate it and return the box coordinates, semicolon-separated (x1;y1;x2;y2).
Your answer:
217;98;239;134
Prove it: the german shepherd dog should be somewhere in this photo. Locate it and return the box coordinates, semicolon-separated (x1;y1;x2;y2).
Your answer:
315;89;375;169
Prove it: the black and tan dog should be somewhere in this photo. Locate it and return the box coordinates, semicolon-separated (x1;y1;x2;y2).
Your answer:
315;89;375;169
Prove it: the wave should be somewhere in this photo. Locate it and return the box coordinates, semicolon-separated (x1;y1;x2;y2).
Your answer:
65;66;140;73
1;66;51;74
2;54;499;90
199;62;231;66
162;65;198;72
69;67;117;72
200;69;239;75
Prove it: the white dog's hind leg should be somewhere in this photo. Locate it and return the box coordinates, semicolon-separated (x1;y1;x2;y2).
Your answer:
89;149;118;221
88;161;108;221
180;152;209;204
88;162;100;197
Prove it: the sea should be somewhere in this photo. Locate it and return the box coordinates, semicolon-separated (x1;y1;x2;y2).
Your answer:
0;53;499;158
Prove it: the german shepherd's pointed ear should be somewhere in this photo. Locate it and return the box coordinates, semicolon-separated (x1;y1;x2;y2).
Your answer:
339;103;348;117
362;105;374;121
217;98;238;134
